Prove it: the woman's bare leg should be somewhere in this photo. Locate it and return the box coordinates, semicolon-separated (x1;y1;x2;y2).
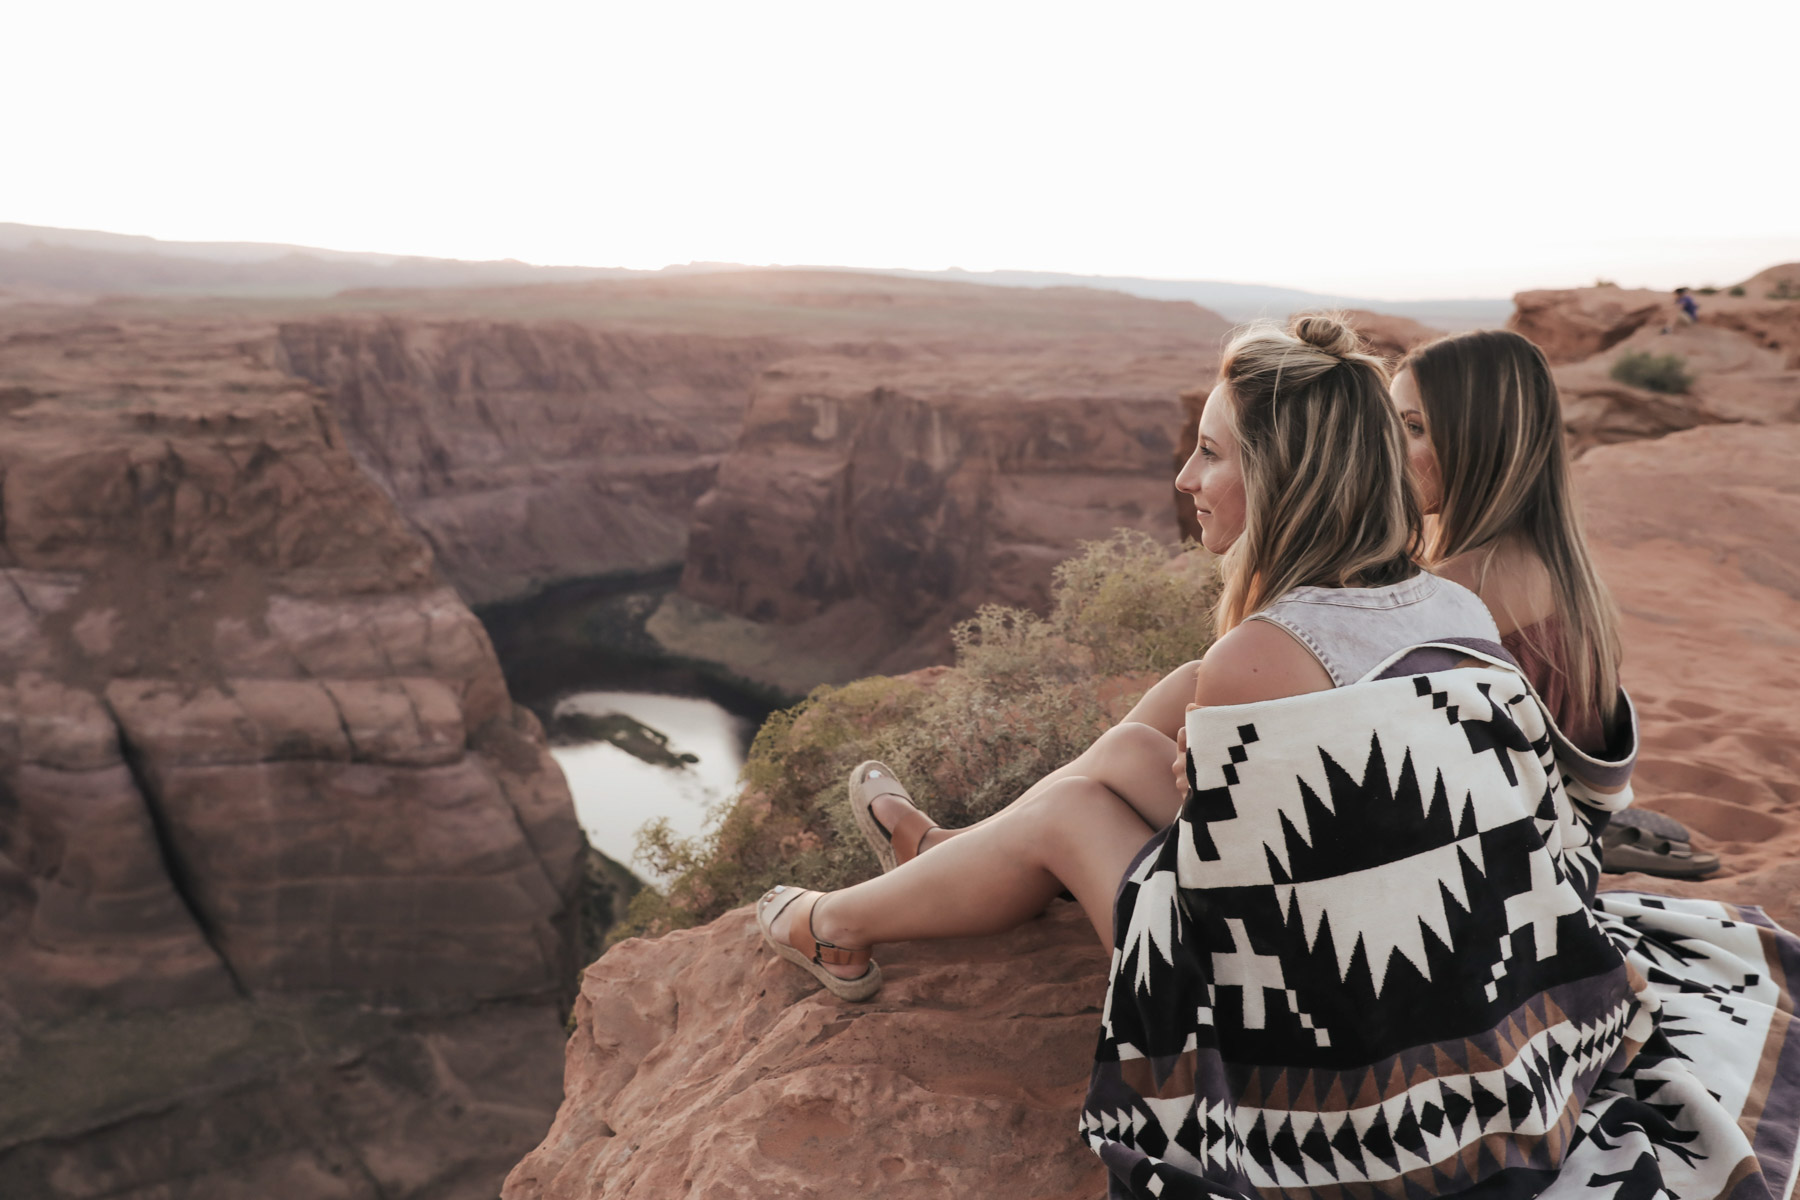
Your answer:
901;714;1188;854
772;776;1157;977
1118;659;1202;736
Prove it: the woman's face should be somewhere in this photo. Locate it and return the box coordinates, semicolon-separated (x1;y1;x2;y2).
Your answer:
1175;384;1247;554
1391;369;1442;516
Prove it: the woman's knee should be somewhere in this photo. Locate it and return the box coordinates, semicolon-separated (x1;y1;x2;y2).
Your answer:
1088;721;1175;770
1022;776;1127;838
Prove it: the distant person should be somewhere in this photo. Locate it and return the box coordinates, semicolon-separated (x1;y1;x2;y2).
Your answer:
1675;285;1700;325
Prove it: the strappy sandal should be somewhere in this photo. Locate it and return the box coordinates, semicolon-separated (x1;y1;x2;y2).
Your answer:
1601;809;1720;879
756;885;883;1002
849;760;938;873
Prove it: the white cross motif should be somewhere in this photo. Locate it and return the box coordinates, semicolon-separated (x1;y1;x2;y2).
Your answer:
1503;850;1588;960
1211;918;1287;1029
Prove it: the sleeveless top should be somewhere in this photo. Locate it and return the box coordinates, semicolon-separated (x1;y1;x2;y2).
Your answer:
1246;572;1500;687
1502;615;1609;756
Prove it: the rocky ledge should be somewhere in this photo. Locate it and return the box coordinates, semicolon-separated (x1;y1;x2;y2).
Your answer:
505;903;1109;1200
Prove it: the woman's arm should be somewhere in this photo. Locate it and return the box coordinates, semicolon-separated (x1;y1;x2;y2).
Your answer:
1173;619;1334;787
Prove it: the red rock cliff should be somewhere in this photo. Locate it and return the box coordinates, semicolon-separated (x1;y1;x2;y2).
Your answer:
276;317;787;604
0;314;585;1198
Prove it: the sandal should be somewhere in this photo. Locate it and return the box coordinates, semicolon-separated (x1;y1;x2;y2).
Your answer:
757;885;883;1002
849;760;938;873
1601;809;1720;879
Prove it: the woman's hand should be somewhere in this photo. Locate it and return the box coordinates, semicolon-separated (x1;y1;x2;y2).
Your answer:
1171;709;1194;793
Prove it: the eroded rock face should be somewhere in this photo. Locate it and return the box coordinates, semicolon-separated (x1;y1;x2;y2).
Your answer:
277;318;787;605
682;333;1229;678
1342;309;1441;363
1512;286;1800;455
1510;286;1669;364
504;904;1109;1200
0;314;584;1198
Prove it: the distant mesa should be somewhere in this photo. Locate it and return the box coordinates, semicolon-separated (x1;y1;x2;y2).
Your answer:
0;220;1509;325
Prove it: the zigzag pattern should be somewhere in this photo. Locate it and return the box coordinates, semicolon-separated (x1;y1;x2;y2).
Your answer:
1092;994;1636;1188
1083;666;1800;1199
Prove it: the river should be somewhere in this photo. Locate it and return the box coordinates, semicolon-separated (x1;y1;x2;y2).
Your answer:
548;690;757;881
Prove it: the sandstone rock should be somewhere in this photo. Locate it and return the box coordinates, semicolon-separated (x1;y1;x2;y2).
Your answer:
1343;308;1442;362
264;274;1232;691
0;313;586;1197
504;904;1109;1200
1554;321;1799;452
681;325;1227;679
1580;424;1800;923
1510;286;1668;364
277;318;787;604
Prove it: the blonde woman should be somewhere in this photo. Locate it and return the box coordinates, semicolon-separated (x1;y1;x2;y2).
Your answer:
758;313;1498;999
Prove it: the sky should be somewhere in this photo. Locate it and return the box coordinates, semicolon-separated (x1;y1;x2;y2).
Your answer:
5;0;1797;300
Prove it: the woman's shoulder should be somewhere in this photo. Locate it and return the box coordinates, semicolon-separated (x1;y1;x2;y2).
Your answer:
1195;619;1334;707
1433;544;1555;637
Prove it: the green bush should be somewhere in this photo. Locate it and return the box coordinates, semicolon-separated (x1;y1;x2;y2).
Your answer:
1770;281;1800;301
1696;286;1718;296
1610;351;1694;395
1729;286;1747;297
610;531;1219;944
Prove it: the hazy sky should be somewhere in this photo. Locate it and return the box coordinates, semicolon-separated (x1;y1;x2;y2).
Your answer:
6;0;1797;299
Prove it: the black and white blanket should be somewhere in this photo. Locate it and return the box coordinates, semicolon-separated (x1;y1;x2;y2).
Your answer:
1084;644;1800;1199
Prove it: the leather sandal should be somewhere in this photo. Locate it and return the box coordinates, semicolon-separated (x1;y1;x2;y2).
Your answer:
1601;809;1720;879
757;885;883;1002
849;760;938;873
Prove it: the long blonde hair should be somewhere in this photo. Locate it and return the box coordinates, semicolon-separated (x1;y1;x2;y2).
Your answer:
1402;329;1622;722
1216;314;1422;631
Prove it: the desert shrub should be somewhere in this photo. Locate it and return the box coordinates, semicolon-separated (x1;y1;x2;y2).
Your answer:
1610;351;1693;395
1771;281;1800;301
1048;529;1221;676
1730;286;1747;297
609;532;1219;943
1697;286;1718;295
1594;278;1618;289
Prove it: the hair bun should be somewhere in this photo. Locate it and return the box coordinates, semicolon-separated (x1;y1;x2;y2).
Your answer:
1288;312;1361;359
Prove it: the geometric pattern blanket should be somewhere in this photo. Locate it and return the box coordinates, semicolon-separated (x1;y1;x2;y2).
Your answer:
1084;644;1800;1199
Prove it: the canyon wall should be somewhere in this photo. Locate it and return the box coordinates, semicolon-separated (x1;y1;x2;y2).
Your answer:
678;351;1208;676
268;275;1233;689
0;314;585;1198
276;318;787;605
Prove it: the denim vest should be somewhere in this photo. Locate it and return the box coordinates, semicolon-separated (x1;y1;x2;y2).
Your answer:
1247;573;1499;688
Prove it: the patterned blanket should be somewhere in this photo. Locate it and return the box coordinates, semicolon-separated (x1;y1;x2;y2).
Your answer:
1084;644;1800;1199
